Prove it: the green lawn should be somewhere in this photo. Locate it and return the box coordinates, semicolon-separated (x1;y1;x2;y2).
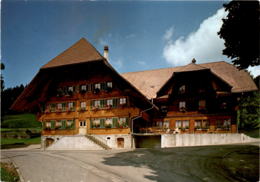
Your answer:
1;113;42;128
1;113;42;149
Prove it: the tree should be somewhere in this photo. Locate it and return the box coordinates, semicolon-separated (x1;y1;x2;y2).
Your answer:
218;0;260;69
0;62;5;91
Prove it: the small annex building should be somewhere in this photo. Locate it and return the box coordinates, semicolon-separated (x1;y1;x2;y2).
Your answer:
11;38;258;150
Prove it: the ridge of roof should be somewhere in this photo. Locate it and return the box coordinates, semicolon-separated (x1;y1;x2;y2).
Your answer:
41;38;104;69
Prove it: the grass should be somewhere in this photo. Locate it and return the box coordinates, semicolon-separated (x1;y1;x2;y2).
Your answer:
0;163;20;182
1;113;42;149
1;113;42;128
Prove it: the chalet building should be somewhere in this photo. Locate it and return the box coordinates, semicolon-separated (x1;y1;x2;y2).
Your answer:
11;38;257;149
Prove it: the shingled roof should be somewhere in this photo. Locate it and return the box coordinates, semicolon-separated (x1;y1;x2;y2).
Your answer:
121;61;258;99
41;38;104;69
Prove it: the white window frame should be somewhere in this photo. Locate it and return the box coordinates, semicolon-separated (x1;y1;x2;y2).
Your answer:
81;85;87;91
94;100;100;107
57;103;62;110
95;83;101;89
68;102;74;109
68;86;74;92
80;102;86;109
120;98;126;105
107;99;113;106
179;101;186;109
107;82;113;88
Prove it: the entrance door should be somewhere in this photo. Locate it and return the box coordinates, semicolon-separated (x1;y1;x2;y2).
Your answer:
79;120;87;135
117;138;124;148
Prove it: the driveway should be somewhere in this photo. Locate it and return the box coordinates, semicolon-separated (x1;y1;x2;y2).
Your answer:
1;143;259;182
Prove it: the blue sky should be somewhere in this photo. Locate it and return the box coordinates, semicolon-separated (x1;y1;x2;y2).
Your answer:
2;1;259;88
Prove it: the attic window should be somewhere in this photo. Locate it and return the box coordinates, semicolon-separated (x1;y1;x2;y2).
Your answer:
198;100;206;110
179;85;186;94
179;101;186;111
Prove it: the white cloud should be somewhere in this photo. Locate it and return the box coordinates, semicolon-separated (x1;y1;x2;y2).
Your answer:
163;8;228;66
247;65;260;78
163;26;174;41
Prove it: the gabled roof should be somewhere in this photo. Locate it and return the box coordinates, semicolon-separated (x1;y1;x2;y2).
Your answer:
174;62;209;73
122;61;258;99
41;38;104;69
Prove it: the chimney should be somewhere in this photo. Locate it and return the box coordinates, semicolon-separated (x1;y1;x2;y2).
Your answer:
191;58;196;64
104;45;109;61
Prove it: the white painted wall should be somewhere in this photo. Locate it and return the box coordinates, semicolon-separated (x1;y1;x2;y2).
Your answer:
94;134;132;149
43;136;103;150
161;133;259;148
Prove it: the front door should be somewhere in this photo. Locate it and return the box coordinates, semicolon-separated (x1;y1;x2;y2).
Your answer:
79;120;87;135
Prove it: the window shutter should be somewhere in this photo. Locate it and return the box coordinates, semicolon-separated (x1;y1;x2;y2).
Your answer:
62;120;66;129
100;118;105;128
100;100;105;108
112;118;118;128
112;98;118;108
126;117;129;127
51;120;55;130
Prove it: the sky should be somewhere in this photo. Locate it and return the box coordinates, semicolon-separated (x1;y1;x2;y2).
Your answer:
2;0;259;88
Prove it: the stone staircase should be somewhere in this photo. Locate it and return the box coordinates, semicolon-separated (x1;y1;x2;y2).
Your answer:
85;135;111;150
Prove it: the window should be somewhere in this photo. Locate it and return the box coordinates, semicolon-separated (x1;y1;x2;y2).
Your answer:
199;100;206;110
217;119;231;130
45;121;51;129
80;120;86;127
156;121;163;128
66;120;74;129
163;121;170;128
62;103;66;111
57;103;62;111
107;82;113;88
94;100;100;108
80;85;87;92
118;118;128;128
195;120;209;130
68;86;74;92
119;98;126;105
50;104;56;112
80;102;86;109
175;121;182;129
105;118;112;128
179;101;186;111
107;99;113;106
68;102;75;111
94;83;101;89
175;120;189;129
183;120;189;129
92;119;100;128
179;85;186;94
56;120;62;129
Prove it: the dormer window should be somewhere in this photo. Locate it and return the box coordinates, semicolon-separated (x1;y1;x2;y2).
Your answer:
179;101;186;112
179;85;186;94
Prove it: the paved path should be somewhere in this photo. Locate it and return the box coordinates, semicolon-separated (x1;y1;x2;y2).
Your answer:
1;143;259;182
